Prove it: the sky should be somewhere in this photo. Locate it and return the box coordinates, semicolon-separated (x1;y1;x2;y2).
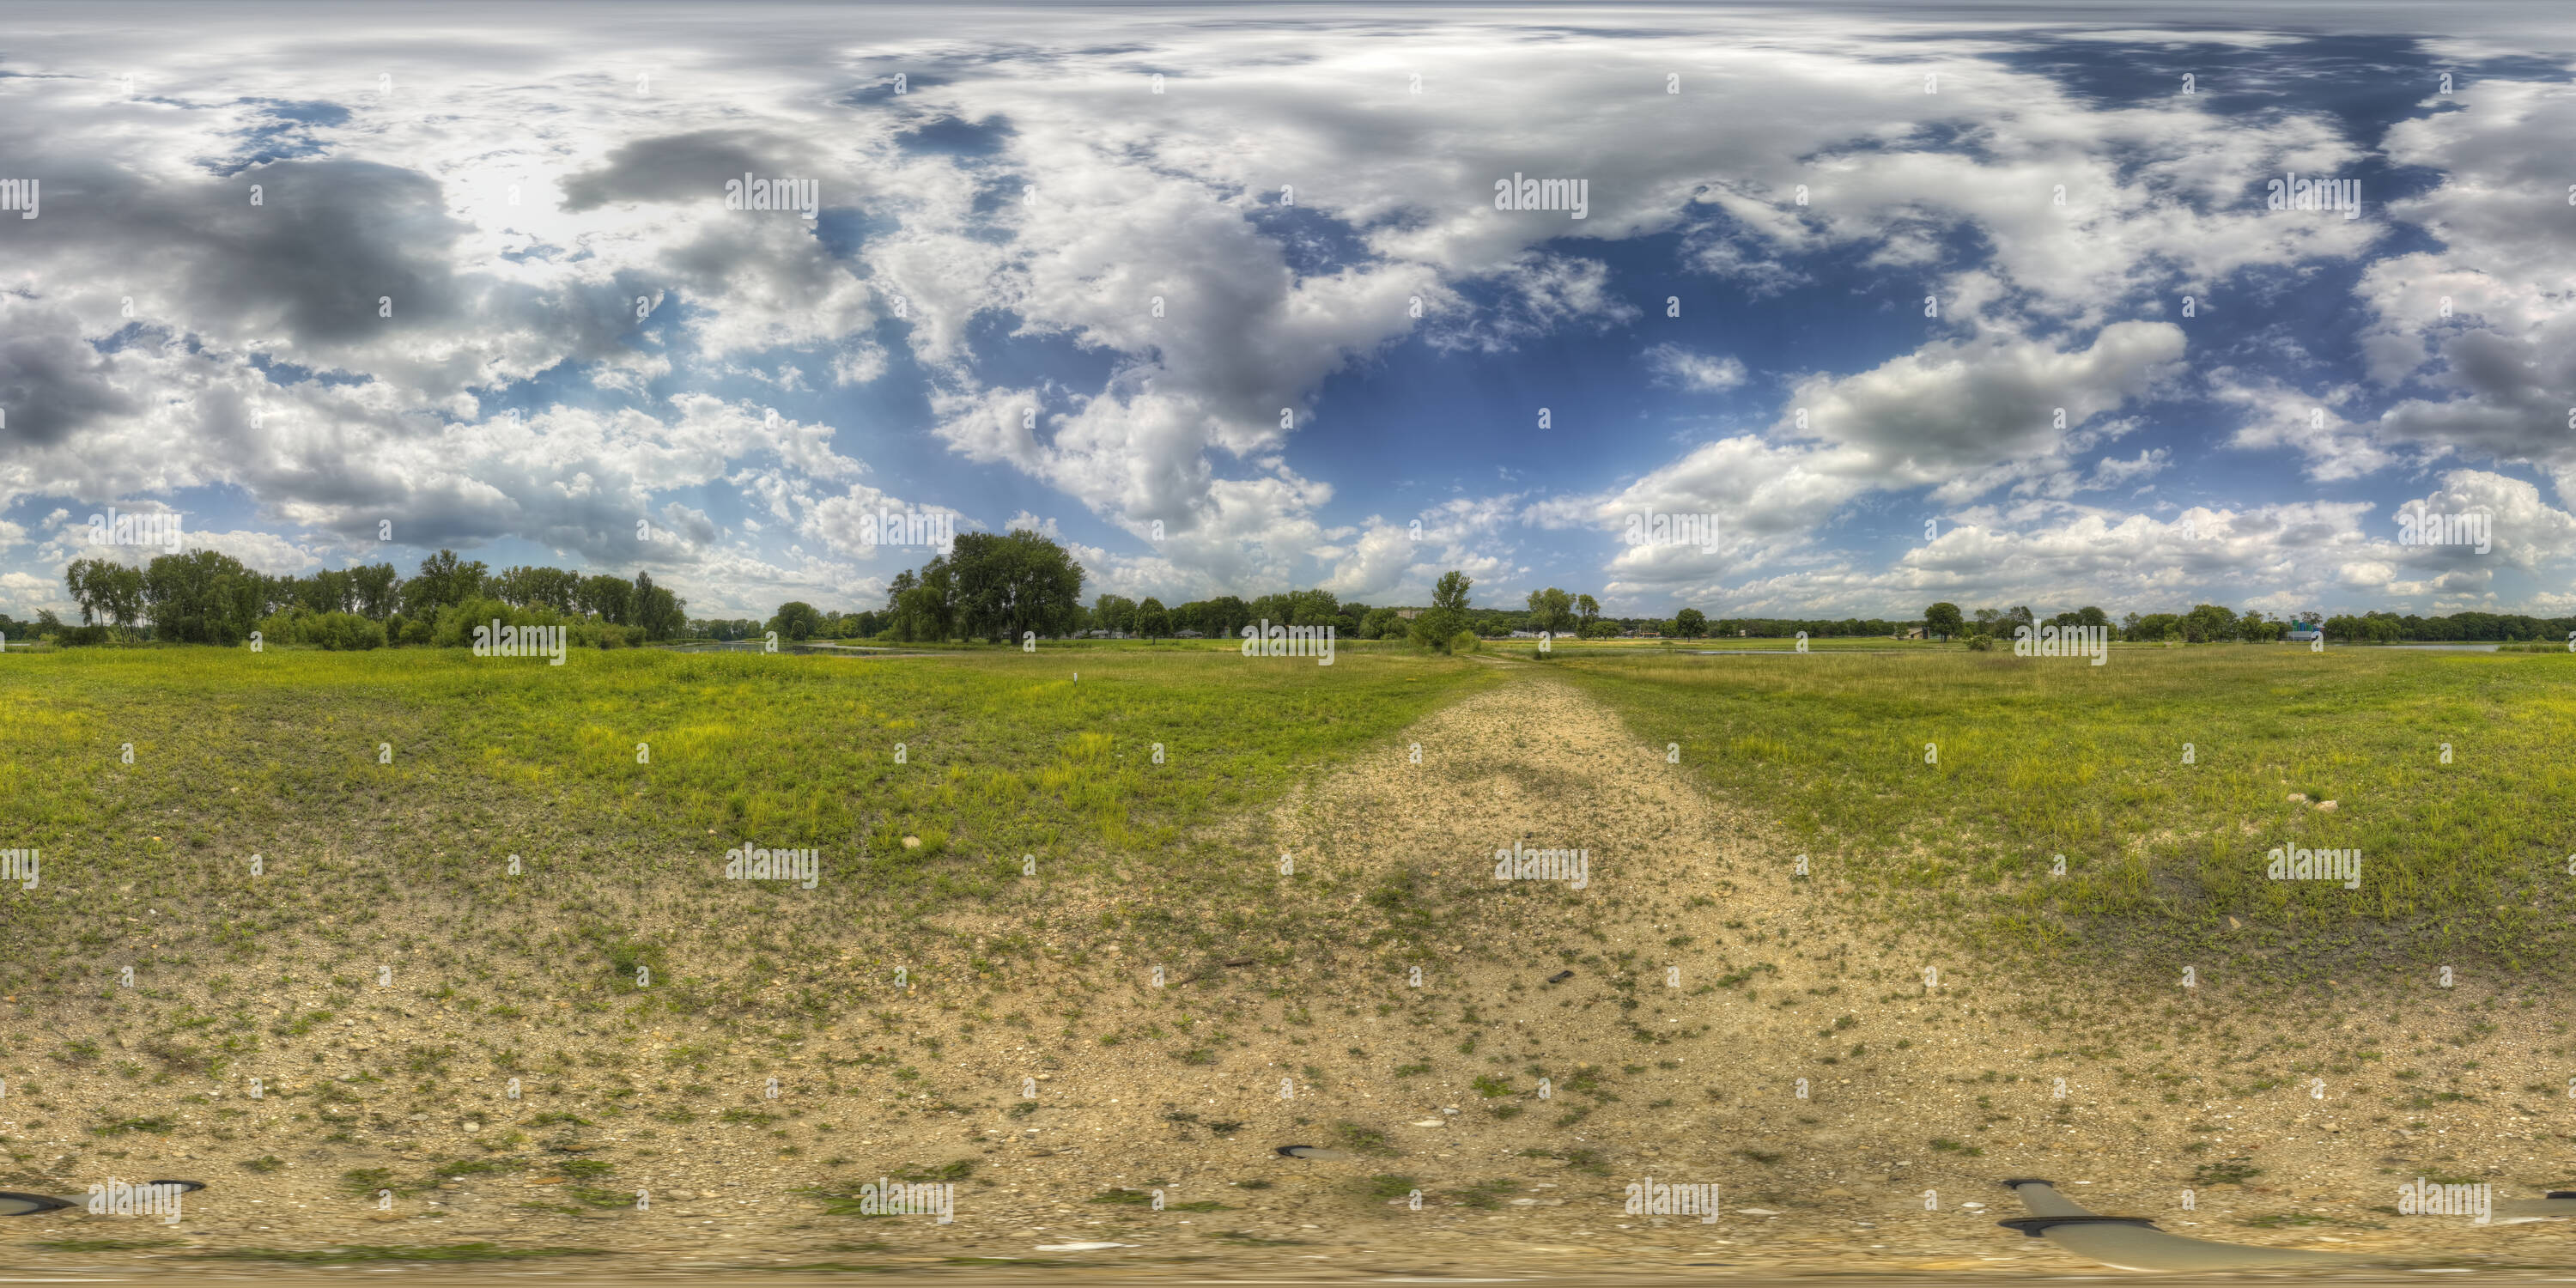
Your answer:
3;2;2573;623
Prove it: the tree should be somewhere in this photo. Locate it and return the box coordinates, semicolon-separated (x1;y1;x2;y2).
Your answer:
403;550;489;620
1525;587;1575;635
1286;588;1340;626
2075;605;2109;630
890;557;956;641
289;568;355;615
1200;595;1250;639
1432;570;1472;614
1362;606;1402;639
495;565;581;613
2182;603;2239;644
770;601;823;641
575;573;632;624
1923;602;1963;641
1136;597;1170;640
1091;593;1137;636
65;557;146;633
350;562;401;620
1575;593;1601;629
1409;570;1474;651
631;570;686;641
1674;607;1708;638
143;550;265;644
948;530;1088;643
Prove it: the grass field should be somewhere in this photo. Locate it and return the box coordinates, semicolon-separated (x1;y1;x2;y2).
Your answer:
4;641;2571;1277
0;647;1497;1019
1553;645;2576;975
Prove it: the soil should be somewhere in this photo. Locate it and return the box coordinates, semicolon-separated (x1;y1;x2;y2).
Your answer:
8;669;2572;1279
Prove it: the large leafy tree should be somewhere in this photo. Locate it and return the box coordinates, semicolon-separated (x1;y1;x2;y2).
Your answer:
1409;569;1474;651
2182;603;2239;644
1923;602;1963;641
949;530;1087;643
143;550;266;644
1674;607;1707;638
1524;586;1575;634
575;573;632;624
769;600;823;641
495;565;583;613
1091;592;1138;635
350;562;401;620
890;557;957;641
64;557;146;631
631;570;686;641
402;550;489;620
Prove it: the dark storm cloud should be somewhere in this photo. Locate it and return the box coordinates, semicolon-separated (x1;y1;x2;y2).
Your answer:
560;129;820;212
0;304;136;447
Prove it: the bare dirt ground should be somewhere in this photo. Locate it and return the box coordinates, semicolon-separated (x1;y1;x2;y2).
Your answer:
8;669;2573;1279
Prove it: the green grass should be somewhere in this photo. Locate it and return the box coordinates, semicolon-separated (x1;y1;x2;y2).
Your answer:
0;644;1493;1030
1558;647;2576;972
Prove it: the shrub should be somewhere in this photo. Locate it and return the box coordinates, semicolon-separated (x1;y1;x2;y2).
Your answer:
1406;608;1464;652
433;597;577;648
1965;634;1996;652
1449;630;1481;654
257;611;387;651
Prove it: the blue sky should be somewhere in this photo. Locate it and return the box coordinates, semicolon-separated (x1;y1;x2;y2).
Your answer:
3;3;2572;623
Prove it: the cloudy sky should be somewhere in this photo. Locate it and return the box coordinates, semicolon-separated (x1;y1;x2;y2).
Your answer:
4;2;2573;623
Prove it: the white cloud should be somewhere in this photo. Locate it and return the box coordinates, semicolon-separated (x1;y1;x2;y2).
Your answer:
1644;343;1748;392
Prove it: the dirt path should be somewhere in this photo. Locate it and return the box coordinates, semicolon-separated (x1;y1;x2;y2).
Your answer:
9;671;2569;1281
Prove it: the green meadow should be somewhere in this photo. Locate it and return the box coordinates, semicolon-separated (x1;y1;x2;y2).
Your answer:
1555;644;2576;975
5;640;2567;1016
0;647;1496;1021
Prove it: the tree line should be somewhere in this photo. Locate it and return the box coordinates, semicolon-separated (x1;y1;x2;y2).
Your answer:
33;538;2566;653
52;549;686;649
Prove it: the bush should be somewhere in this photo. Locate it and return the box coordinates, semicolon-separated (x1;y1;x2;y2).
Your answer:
1965;634;1996;652
257;611;386;651
1449;630;1481;654
434;598;561;648
1406;607;1464;653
